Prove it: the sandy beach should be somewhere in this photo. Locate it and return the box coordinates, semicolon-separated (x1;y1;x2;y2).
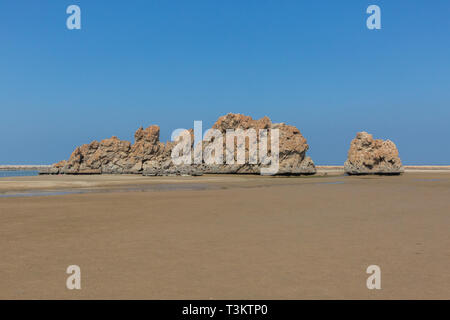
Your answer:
0;172;449;299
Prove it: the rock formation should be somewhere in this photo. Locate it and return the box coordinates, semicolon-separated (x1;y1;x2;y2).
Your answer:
344;132;404;175
192;113;315;175
41;113;316;176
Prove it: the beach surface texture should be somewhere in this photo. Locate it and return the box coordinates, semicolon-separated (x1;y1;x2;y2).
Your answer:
1;171;449;299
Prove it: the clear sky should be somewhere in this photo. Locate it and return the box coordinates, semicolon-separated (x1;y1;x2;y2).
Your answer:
1;0;449;165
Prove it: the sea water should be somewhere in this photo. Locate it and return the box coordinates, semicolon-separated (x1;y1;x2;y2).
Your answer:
0;170;39;178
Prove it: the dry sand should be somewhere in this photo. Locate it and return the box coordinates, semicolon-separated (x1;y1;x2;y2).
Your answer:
0;172;449;299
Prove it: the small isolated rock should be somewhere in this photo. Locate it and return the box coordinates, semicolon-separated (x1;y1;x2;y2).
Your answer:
344;132;404;175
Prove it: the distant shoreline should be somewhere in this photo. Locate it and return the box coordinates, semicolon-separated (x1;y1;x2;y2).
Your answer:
316;165;450;172
1;164;450;172
0;165;51;171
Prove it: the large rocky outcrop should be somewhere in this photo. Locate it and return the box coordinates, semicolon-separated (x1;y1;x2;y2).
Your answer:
193;114;315;174
344;132;404;175
42;113;316;176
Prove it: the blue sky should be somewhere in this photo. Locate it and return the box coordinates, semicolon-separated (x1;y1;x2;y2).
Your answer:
0;0;449;165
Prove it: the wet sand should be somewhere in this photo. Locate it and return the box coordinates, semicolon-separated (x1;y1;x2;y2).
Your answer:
0;173;449;299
